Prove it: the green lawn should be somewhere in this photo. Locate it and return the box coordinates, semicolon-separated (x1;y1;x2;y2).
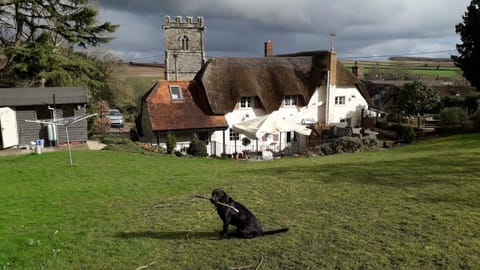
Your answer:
342;60;462;79
1;134;480;269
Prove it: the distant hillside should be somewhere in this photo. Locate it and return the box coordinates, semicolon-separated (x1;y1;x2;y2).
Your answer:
121;62;165;78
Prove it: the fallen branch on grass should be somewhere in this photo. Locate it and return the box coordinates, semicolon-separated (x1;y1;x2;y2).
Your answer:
191;195;240;213
134;261;156;270
228;256;264;270
255;256;264;270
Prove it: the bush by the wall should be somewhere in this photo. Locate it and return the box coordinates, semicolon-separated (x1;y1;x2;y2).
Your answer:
100;134;153;154
187;139;208;157
400;126;416;144
473;110;480;131
315;136;379;156
166;134;176;154
440;107;469;128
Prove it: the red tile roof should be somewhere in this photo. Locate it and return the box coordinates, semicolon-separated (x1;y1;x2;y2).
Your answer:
145;80;228;132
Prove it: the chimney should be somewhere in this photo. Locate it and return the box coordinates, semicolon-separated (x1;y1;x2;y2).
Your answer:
264;40;273;57
329;51;337;86
351;61;363;79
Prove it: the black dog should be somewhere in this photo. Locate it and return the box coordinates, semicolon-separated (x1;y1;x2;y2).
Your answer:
210;188;288;239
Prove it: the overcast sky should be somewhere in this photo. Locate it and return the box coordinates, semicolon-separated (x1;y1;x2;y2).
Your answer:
96;0;471;62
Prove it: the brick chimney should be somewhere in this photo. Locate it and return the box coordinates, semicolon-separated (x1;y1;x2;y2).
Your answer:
329;51;337;86
264;40;273;57
351;61;363;79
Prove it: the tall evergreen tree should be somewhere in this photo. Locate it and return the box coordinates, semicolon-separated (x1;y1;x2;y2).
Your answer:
0;0;118;75
452;0;480;91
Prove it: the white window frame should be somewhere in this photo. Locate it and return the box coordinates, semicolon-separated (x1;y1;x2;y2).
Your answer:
335;96;346;105
284;95;298;107
229;129;239;141
169;85;183;101
239;96;254;108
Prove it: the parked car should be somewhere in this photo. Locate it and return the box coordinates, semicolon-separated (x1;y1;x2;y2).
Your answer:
106;109;125;128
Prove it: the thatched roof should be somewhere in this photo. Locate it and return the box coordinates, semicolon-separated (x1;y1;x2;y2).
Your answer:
198;51;372;114
144;80;227;132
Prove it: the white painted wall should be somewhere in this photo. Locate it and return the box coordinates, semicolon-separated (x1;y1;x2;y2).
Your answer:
326;85;369;127
156;84;368;157
210;97;315;156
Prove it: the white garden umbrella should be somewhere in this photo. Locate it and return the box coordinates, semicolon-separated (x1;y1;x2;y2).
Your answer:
232;113;311;139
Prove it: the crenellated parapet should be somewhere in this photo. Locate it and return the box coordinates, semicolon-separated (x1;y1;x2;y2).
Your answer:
163;16;204;29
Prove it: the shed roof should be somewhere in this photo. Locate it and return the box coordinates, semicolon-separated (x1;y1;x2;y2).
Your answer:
144;80;228;132
0;87;88;106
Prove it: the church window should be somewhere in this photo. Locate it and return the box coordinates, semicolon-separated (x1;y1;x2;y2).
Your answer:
181;35;190;50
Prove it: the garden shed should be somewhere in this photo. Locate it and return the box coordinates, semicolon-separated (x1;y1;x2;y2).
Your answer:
0;87;88;149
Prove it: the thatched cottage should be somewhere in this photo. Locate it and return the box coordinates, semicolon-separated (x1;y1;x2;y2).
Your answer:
139;16;372;156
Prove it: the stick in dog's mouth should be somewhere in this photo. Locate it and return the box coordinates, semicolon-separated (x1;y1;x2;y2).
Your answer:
191;195;240;213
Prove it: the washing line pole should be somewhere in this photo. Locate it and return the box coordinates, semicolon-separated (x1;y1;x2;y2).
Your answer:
25;113;97;166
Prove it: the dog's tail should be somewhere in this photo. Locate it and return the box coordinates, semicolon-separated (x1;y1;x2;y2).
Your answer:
262;228;289;236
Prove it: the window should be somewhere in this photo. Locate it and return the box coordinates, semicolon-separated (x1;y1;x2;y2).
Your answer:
181;35;190;50
61;105;74;118
340;118;352;127
239;96;254;108
198;131;209;142
335;96;346;105
35;106;51;120
284;95;298;106
229;129;239;141
286;131;297;143
169;85;183;101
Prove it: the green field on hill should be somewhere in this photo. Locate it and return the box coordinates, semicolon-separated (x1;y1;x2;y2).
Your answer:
342;59;463;80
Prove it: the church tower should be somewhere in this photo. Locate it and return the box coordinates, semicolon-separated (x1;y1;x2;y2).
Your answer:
163;16;206;80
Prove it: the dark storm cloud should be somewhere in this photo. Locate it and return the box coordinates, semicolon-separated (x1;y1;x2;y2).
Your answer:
96;0;470;61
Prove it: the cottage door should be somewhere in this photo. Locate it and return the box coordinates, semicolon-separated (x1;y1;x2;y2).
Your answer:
0;107;19;148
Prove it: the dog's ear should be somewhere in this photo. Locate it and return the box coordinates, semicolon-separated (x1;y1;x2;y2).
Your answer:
222;192;233;204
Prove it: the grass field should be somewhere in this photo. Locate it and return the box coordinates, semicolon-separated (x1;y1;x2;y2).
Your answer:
1;134;480;269
342;60;462;80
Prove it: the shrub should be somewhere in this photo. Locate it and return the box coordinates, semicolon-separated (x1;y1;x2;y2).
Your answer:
333;137;363;153
315;136;378;156
362;137;380;148
166;134;176;154
242;137;251;146
100;134;151;154
473;110;480;131
400;126;416;144
92;101;110;135
187;139;208;157
440;107;469;128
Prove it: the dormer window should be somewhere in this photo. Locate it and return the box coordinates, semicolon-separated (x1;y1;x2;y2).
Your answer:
239;96;254;108
284;95;298;106
181;35;190;50
169;85;183;101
